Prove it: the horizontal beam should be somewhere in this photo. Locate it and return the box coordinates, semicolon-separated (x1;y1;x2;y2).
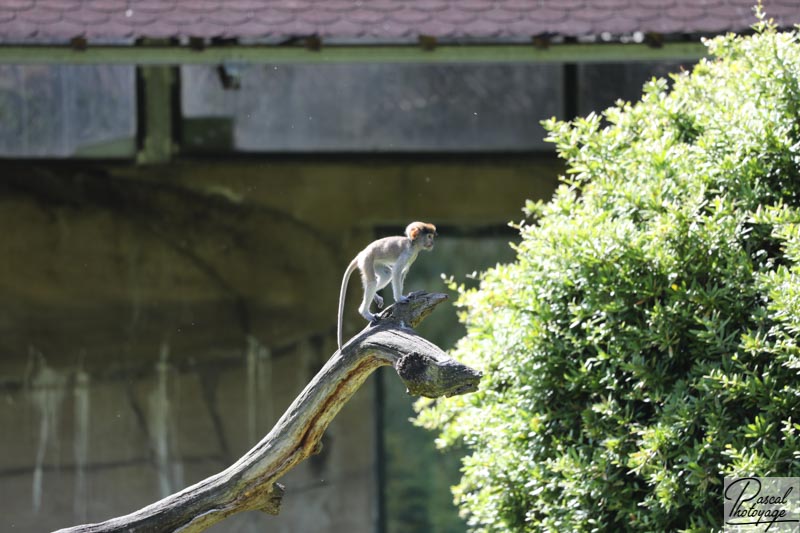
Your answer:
0;42;708;65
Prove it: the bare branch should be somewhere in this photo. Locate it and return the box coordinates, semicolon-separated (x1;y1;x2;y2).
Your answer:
54;291;481;533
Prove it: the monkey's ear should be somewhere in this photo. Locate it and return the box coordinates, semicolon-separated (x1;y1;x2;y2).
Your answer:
408;226;421;240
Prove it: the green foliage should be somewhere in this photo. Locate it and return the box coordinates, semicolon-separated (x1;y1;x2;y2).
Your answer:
415;21;800;533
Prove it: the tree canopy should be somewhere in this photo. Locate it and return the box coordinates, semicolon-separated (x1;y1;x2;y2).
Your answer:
417;17;800;532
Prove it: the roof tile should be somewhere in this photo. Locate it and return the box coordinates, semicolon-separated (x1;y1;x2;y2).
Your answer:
3;0;35;10
666;5;710;21
205;10;254;26
82;0;132;14
618;6;662;21
141;21;183;38
347;10;387;25
157;11;202;26
503;0;538;12
529;8;569;23
484;8;522;23
280;19;319;35
253;10;295;25
273;1;313;13
123;10;162;25
457;18;503;37
372;19;413;38
770;4;800;19
504;18;553;36
84;20;134;38
599;15;643;33
321;1;358;12
183;1;224;13
368;0;405;12
548;19;594;35
134;1;179;13
46;18;88;39
542;0;588;9
18;8;61;23
37;0;82;10
438;7;479;24
319;17;365;37
391;9;432;24
571;8;614;22
706;4;751;19
230;19;271;37
591;0;632;8
63;9;110;25
636;0;675;7
643;17;685;34
458;1;494;12
3;19;38;39
416;19;457;37
683;15;733;33
227;0;269;11
177;21;226;38
302;10;340;25
413;1;449;12
1;0;798;45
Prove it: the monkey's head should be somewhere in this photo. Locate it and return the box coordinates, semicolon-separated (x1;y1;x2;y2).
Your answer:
406;221;437;251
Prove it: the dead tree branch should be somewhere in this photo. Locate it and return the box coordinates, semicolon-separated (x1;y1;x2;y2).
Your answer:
54;291;481;533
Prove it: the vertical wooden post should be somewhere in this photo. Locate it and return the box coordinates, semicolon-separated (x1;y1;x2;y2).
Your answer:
137;63;175;164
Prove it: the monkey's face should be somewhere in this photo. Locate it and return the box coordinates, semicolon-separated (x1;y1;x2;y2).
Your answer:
422;231;436;251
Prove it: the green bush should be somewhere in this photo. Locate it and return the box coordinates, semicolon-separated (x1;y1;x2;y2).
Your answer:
416;19;800;533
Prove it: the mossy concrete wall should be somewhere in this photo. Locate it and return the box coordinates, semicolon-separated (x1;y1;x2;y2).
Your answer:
0;155;560;532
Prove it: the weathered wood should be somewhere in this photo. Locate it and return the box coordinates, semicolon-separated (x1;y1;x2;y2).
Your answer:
54;291;481;533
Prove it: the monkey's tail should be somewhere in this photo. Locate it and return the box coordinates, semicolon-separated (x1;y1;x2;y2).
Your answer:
337;258;358;350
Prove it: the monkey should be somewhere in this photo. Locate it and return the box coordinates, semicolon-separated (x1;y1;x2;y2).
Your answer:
337;222;437;350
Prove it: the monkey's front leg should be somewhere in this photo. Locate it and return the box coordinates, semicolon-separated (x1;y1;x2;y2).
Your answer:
393;265;414;303
373;265;392;310
392;270;410;304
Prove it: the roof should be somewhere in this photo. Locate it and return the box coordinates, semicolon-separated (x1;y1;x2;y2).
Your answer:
2;0;799;46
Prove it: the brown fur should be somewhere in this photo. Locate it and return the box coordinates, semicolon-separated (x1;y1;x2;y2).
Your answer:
406;221;437;241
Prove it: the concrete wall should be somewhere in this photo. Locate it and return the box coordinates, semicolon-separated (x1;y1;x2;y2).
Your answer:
2;339;376;533
0;156;559;532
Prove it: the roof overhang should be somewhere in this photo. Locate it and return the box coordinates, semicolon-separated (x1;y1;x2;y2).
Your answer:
0;41;709;65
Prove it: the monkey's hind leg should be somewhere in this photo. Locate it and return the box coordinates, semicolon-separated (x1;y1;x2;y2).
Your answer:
358;280;378;323
358;294;377;322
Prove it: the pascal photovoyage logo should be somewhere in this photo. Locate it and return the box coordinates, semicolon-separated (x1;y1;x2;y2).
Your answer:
724;477;799;532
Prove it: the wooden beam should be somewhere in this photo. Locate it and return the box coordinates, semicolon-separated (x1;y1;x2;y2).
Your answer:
137;65;175;164
0;42;708;65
